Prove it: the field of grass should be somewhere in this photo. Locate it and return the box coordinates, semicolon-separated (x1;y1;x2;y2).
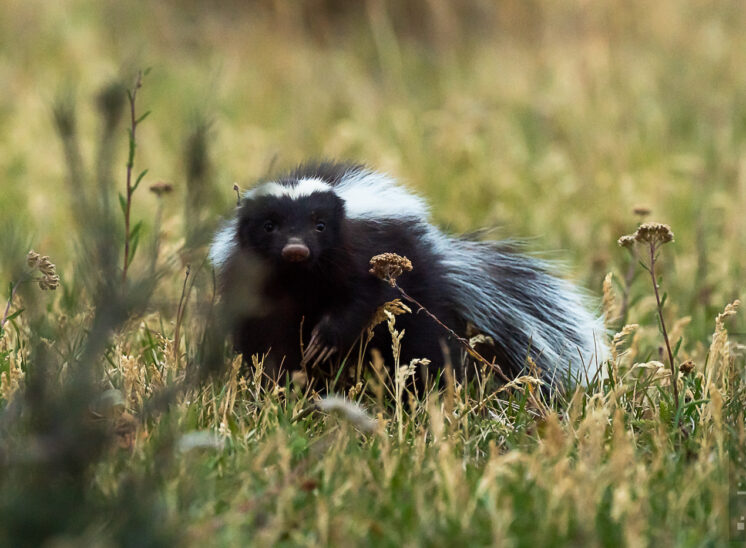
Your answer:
0;0;744;545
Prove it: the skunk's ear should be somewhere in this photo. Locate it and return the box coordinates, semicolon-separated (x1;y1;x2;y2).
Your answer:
236;215;252;248
332;193;346;217
234;199;256;247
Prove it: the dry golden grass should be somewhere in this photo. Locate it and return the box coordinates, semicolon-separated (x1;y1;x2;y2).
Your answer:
0;0;744;545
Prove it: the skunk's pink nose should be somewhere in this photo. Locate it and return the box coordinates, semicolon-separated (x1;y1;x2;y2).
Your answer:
282;239;310;262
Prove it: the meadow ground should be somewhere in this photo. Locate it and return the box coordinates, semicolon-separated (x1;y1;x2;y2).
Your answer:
0;1;744;545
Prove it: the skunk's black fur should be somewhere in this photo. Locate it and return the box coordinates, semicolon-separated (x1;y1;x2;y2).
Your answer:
210;162;606;387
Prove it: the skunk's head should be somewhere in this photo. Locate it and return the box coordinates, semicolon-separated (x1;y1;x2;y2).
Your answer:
236;178;346;268
209;162;431;274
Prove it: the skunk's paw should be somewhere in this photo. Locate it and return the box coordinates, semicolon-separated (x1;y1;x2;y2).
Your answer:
301;316;339;368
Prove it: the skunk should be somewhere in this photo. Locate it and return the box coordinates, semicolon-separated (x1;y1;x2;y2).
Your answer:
209;162;606;387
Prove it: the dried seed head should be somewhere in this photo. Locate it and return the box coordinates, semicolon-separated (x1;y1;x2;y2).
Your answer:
27;250;59;290
38;256;56;277
679;360;695;374
618;222;674;249
617;235;636;249
27;250;40;269
369;299;411;333
633;204;651;217
38;275;60;291
348;381;363;399
369;253;413;286
291;370;308;389
634;222;674;245
149;181;174;196
602;272;617;328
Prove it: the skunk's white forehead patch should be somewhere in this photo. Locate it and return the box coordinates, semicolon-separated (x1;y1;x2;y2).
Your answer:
244;178;333;200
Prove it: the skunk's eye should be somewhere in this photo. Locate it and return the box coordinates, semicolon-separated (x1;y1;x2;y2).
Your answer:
263;221;275;233
315;221;326;232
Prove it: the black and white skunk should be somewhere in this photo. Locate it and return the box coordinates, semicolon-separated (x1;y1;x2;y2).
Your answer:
209;162;606;387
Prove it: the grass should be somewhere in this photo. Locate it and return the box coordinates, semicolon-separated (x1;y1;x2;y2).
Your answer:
0;0;744;545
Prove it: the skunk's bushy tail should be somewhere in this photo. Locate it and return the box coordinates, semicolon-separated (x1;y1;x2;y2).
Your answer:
427;228;607;385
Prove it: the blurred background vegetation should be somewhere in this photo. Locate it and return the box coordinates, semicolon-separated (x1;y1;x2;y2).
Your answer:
0;0;744;545
2;0;745;337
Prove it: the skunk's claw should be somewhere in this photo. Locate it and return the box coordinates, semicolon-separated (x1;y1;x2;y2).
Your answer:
311;346;337;368
301;343;318;367
302;318;338;368
307;327;321;351
302;330;321;366
323;346;338;362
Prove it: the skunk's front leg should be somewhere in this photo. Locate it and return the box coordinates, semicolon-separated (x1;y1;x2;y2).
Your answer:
301;280;389;367
302;317;339;368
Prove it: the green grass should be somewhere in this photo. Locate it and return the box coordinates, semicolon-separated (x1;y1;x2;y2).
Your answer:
0;1;744;545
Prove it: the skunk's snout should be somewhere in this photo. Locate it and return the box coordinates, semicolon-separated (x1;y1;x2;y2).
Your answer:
281;238;310;262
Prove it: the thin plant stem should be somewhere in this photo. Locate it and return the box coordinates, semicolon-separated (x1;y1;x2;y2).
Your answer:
618;249;638;328
0;279;22;331
122;71;143;284
174;265;192;366
647;242;679;408
390;280;511;384
390;280;549;416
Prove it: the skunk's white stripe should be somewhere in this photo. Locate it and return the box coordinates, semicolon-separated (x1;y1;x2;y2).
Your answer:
334;170;429;221
240;170;429;222
209;217;238;269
